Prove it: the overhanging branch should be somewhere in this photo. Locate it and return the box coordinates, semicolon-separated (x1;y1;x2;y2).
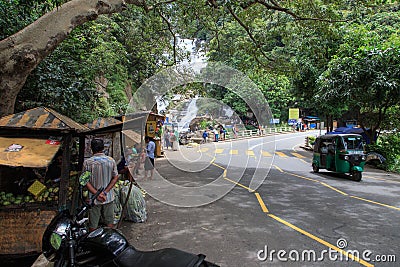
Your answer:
226;5;273;64
158;10;177;65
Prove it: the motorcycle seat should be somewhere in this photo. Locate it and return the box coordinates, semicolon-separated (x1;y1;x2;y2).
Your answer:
106;245;215;267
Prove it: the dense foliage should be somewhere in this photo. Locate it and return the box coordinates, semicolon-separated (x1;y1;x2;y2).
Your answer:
1;1;400;169
367;133;400;172
13;5;183;122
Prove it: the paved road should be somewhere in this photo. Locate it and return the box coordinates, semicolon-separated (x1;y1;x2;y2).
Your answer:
120;131;400;267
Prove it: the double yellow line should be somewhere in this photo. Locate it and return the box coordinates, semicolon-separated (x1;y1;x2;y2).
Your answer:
212;162;374;266
279;166;400;211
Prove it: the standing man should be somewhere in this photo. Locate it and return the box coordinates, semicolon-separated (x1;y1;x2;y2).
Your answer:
83;138;119;232
144;136;155;180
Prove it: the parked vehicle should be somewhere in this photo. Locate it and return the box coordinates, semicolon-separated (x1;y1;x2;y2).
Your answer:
312;134;366;181
42;175;219;267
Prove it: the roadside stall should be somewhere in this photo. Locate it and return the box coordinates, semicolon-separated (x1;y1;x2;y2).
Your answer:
85;116;135;189
122;111;165;157
0;107;88;256
84;117;124;163
86;115;147;225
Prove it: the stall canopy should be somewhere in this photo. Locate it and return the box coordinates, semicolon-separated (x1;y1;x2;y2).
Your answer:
122;130;142;144
0;137;61;168
85;117;123;134
0;107;89;168
0;106;89;134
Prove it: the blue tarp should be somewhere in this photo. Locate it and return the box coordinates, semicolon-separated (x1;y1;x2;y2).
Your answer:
328;127;375;144
332;127;364;134
304;116;320;121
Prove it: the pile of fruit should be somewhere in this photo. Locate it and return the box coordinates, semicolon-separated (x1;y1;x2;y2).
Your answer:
0;186;74;206
0;192;33;206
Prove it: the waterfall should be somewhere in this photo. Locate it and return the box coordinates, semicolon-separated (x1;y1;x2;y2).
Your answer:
177;98;198;132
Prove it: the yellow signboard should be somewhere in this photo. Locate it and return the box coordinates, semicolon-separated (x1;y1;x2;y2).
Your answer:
146;121;156;137
288;108;299;120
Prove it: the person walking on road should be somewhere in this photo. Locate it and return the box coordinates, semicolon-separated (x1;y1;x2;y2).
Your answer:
164;129;171;150
144;136;155;180
233;125;238;139
82;138;119;232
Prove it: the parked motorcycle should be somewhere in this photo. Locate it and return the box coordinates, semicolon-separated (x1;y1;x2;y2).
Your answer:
42;175;219;267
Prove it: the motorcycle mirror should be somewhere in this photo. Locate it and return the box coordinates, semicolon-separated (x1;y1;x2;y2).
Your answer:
79;171;91;186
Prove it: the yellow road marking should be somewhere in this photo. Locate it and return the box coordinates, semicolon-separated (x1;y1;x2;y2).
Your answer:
286;172;347;195
223;170;227;177
211;162;225;170
274;165;284;173
287;172;320;182
215;148;224;154
222;161;390;266
275;151;288;157
350;196;400;211
267;214;373;267
218;165;374;267
299;159;309;164
319;182;348;196
291;152;305;159
255;193;269;212
224;177;255;192
230;149;238;155
261;150;272;157
285;169;400;211
198;147;209;152
363;175;400;184
246;150;255;156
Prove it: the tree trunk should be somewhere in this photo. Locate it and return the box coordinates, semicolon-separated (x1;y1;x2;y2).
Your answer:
326;115;334;133
0;0;140;117
325;115;329;132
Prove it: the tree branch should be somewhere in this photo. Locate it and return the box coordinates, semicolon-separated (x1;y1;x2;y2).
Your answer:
254;0;348;23
158;11;177;65
226;5;273;64
141;0;176;11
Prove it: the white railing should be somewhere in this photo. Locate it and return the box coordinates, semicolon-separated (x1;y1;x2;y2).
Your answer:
181;127;295;144
208;127;294;141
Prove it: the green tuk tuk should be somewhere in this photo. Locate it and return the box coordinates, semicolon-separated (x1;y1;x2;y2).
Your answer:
312;134;366;181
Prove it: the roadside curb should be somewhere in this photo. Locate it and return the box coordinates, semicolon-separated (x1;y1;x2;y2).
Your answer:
300;145;313;152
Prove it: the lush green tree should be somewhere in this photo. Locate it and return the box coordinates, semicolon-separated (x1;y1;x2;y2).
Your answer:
17;15;131;122
1;0;383;117
16;5;180;122
317;9;400;143
204;0;362;125
250;71;294;123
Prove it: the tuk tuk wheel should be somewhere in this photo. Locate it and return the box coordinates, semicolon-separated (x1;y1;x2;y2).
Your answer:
312;163;319;173
351;171;362;182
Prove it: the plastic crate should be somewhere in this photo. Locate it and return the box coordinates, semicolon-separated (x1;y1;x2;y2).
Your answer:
28;180;46;197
